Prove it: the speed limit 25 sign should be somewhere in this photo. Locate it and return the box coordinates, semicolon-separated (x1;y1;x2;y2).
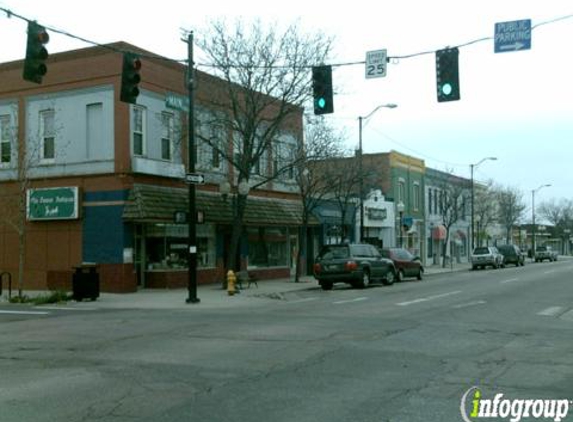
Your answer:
365;49;387;79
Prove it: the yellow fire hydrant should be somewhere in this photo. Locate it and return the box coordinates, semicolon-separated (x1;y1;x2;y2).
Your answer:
227;270;236;296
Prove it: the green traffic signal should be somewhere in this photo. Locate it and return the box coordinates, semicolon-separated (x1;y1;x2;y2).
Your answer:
312;65;333;115
435;48;460;102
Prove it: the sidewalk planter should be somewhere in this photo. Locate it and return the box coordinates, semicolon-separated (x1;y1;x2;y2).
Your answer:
72;263;100;301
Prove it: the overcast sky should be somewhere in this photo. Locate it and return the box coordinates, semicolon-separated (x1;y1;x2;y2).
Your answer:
1;0;571;212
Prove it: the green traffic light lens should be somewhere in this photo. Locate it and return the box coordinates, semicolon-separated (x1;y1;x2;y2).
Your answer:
317;98;326;109
441;83;452;96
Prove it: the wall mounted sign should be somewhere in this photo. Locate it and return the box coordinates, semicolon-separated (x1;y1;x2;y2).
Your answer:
27;187;80;221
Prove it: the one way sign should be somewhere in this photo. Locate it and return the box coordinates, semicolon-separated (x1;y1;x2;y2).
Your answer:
185;173;205;185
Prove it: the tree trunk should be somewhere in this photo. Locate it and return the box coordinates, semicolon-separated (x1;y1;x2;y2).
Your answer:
226;193;248;273
295;216;308;283
441;233;450;268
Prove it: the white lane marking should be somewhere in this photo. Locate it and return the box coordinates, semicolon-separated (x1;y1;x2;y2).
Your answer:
396;290;462;307
543;270;556;275
285;298;318;305
39;306;97;311
333;297;368;305
537;306;564;317
0;310;50;315
452;300;487;309
500;278;519;284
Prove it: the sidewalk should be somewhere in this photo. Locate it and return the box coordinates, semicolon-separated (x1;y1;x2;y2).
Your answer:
1;263;470;311
0;276;319;310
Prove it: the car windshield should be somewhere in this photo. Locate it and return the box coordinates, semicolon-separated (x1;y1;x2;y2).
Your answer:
536;246;547;251
473;247;490;255
318;246;349;260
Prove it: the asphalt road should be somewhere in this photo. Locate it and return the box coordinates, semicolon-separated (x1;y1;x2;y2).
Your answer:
1;259;572;422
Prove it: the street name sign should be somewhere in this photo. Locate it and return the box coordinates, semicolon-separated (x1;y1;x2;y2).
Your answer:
494;19;531;53
165;92;189;111
185;173;205;184
365;49;387;79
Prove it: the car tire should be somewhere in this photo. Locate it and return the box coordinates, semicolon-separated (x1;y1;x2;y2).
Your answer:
382;268;395;286
358;269;371;289
396;269;405;283
417;267;424;281
320;281;333;291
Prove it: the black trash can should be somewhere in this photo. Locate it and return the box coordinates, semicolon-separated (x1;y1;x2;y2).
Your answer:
72;263;100;301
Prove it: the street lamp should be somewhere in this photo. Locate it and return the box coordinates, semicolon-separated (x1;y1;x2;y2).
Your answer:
397;201;405;247
470;156;497;250
358;103;397;242
531;183;551;259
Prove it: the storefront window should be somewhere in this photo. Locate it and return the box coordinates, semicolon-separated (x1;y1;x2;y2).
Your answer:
247;227;288;268
144;223;216;270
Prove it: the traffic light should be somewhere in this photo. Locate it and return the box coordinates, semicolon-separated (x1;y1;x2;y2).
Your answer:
312;65;334;115
435;48;460;102
120;53;142;104
23;21;49;84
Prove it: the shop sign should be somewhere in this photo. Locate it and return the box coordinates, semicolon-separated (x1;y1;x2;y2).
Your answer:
27;187;80;221
367;207;387;221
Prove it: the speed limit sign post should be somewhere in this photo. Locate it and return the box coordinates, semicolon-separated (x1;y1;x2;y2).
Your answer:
365;49;387;79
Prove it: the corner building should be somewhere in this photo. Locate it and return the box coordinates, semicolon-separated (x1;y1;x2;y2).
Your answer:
0;42;305;292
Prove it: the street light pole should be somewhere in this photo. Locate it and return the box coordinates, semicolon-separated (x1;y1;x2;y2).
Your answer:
358;103;397;243
532;183;551;259
470;156;497;251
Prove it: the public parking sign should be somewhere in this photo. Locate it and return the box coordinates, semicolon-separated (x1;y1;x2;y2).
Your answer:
494;19;531;53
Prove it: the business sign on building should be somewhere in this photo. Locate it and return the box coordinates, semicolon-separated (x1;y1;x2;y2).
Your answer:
27;187;80;221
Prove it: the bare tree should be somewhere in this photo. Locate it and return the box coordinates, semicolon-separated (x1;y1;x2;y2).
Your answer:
434;172;468;267
195;18;333;271
495;185;527;243
473;180;497;246
538;198;573;229
293;116;346;281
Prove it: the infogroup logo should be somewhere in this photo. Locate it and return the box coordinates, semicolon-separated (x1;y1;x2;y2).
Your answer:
460;386;571;422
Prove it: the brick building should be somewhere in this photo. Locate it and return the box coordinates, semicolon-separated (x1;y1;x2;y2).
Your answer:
0;42;306;292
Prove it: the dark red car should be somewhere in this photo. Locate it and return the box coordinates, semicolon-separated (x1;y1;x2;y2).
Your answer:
379;247;424;281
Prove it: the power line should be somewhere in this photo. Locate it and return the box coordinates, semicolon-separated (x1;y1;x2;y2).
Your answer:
0;6;187;64
2;6;572;70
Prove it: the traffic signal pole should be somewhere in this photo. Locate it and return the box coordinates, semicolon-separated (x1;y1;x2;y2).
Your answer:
185;32;200;304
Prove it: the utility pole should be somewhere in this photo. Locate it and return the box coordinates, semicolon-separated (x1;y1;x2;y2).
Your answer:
185;32;200;304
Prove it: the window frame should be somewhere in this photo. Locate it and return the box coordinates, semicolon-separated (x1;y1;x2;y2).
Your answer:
160;111;173;161
0;114;11;165
40;109;55;163
132;105;146;157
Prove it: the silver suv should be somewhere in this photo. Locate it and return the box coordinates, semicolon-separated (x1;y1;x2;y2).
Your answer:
471;246;505;270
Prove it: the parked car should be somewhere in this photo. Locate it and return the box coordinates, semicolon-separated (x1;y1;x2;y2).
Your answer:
535;245;558;262
313;243;396;290
378;247;424;281
471;246;505;270
497;244;525;267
